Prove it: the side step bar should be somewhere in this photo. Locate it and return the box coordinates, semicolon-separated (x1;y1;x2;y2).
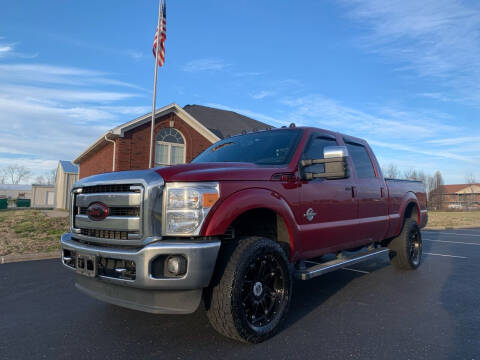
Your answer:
295;248;390;280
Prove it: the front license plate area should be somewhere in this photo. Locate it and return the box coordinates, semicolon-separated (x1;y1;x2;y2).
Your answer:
76;254;97;278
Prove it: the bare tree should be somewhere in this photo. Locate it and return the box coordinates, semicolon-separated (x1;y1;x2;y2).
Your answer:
429;171;445;210
33;169;56;185
47;169;57;185
465;172;477;209
403;168;419;180
1;165;31;184
382;164;400;178
34;175;47;185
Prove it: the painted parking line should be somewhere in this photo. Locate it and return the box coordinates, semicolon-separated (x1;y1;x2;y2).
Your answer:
423;231;480;237
424;252;468;259
341;267;369;274
423;239;480;246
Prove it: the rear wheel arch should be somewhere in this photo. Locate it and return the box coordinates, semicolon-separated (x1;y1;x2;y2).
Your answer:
404;201;420;224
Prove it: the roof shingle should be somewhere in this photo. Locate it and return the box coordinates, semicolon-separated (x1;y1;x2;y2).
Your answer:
183;104;272;139
59;160;79;174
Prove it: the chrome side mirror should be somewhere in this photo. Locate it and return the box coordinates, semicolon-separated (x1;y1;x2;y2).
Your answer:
300;146;349;180
323;146;348;159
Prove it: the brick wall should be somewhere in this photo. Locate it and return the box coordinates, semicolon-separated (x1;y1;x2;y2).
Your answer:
79;142;114;178
78;112;213;178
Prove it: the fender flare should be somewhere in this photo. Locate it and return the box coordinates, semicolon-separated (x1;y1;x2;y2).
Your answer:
201;188;300;259
396;191;420;234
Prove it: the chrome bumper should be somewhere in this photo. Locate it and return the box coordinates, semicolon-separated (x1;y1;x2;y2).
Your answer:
60;233;220;290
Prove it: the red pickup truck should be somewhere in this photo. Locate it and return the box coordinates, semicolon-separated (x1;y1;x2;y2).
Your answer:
61;126;427;343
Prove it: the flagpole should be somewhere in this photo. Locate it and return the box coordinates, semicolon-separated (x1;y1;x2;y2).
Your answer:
149;0;164;168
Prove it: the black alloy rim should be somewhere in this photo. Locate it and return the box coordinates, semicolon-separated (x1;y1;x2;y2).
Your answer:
240;253;287;328
409;228;422;266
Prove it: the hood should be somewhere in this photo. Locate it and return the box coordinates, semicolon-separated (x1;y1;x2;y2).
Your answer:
155;162;285;182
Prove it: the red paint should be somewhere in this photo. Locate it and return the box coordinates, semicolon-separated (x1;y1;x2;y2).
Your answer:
155;127;428;262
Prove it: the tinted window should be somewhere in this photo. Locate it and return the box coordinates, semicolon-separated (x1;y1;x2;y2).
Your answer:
345;142;376;178
192;129;302;165
302;135;337;173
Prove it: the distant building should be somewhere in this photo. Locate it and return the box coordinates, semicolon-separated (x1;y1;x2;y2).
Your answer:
55;160;79;210
430;183;480;210
31;184;56;207
0;184;55;208
73;103;270;179
0;184;32;204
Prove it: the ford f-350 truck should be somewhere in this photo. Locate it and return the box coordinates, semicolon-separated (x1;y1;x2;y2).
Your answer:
61;126;427;343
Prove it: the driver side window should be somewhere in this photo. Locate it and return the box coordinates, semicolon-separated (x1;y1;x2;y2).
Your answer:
302;135;338;174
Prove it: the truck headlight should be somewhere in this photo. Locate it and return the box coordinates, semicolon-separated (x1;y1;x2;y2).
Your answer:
163;182;220;236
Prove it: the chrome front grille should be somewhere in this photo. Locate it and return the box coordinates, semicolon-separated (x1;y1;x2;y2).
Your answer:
79;228;131;240
79;207;140;217
72;183;144;245
81;184;135;193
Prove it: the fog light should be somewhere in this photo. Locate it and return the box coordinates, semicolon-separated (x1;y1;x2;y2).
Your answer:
166;255;187;276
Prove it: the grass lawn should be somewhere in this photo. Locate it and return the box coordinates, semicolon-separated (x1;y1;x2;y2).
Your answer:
0;210;69;256
426;211;480;229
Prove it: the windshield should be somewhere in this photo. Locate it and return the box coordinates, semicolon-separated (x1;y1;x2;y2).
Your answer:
192;129;303;165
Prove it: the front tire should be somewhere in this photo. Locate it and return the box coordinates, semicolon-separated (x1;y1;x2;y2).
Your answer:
206;236;292;343
388;218;423;270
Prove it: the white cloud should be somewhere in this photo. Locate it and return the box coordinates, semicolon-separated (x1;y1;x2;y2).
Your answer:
341;0;480;101
0;44;14;57
0;60;147;180
281;94;458;139
125;50;143;61
182;58;230;72
368;139;476;163
251;90;275;100
0;38;38;59
427;136;480;146
0;63;143;90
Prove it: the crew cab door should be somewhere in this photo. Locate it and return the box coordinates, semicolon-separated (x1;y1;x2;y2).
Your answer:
343;139;388;243
297;133;358;258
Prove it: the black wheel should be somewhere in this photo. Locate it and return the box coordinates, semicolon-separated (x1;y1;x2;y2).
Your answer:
205;236;292;343
388;218;423;270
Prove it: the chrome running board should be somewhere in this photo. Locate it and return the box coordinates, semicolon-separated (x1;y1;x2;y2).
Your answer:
295;248;390;280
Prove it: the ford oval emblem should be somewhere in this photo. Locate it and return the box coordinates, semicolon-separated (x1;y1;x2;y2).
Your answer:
86;202;109;221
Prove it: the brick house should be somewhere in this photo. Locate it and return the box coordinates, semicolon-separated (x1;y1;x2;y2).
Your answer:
74;103;271;178
429;183;480;210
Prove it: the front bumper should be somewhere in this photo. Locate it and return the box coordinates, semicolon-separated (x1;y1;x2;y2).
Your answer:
60;233;220;313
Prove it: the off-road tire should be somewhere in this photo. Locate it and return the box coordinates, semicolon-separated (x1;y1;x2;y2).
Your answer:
205;236;292;343
388;218;423;270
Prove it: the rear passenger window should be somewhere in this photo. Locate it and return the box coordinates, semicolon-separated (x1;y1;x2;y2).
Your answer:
345;142;376;178
302;135;337;173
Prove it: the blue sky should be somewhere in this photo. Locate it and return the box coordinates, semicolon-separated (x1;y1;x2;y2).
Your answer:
0;0;479;184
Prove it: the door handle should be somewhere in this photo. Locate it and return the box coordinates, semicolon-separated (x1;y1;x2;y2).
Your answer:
345;186;356;198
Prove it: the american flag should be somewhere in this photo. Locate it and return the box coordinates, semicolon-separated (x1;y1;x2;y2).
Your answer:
152;0;167;67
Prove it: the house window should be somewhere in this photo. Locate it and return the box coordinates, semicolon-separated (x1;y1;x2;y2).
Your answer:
155;128;186;166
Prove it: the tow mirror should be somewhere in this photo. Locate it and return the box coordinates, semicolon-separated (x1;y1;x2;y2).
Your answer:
300;146;349;180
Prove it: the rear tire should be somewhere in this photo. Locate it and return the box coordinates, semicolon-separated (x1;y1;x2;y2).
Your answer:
388;218;423;270
205;236;292;343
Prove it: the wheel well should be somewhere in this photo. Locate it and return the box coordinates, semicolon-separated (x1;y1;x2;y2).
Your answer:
228;208;291;256
404;202;419;224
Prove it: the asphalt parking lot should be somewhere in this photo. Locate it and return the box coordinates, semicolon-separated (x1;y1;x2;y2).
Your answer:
1;228;479;360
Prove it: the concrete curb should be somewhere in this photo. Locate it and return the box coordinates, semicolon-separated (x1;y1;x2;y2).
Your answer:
0;251;61;264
